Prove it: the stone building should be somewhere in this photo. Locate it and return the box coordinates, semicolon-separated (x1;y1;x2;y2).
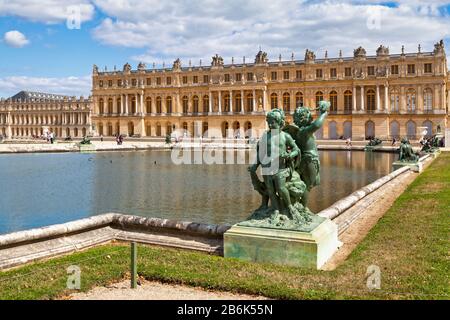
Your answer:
92;41;449;140
0;91;92;139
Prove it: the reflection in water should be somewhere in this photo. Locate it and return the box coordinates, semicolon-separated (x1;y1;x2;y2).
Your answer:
0;150;397;234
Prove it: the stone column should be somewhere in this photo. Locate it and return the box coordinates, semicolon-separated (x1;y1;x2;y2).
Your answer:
376;85;380;111
252;90;256;112
384;84;389;112
353;86;357;111
125;94;129;115
264;89;269;111
120;95;124;114
360;86;365;111
229;90;233;113
441;83;446;110
135;93;139;114
400;86;406;113
218;91;222;113
241;90;244;114
209;91;212;113
140;92;144;114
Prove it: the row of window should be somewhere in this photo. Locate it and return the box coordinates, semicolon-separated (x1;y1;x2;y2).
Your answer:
6;127;88;138
98;63;435;88
98;87;435;115
3;114;89;125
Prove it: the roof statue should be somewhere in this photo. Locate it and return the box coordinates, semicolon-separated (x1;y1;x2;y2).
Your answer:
137;62;146;71
354;46;367;58
376;45;389;57
211;54;224;67
304;49;315;63
123;62;132;73
172;58;182;71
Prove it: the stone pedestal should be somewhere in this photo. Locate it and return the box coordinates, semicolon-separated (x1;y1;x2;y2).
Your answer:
392;161;422;172
224;218;340;269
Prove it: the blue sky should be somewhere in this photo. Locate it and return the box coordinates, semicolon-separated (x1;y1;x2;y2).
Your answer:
1;0;450;97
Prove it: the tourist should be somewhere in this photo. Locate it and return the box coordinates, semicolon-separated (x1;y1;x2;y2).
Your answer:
346;138;352;147
100;135;104;142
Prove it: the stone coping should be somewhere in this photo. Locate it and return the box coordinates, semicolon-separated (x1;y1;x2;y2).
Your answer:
0;213;230;250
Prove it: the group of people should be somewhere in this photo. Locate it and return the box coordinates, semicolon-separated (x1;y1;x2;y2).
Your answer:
45;132;55;144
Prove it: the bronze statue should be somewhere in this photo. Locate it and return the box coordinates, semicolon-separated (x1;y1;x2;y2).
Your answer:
242;102;329;230
399;138;419;162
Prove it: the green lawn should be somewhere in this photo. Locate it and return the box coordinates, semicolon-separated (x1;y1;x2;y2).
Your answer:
1;153;449;300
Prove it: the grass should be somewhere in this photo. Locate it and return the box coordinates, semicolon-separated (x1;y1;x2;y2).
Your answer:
0;153;449;300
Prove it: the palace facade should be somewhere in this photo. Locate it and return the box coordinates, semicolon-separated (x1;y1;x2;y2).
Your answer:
92;41;449;140
0;91;92;139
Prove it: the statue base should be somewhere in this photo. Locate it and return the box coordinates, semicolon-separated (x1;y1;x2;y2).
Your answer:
79;144;96;153
392;160;422;172
223;218;340;269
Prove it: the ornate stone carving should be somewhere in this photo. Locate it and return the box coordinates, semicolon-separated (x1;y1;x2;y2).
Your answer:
354;46;367;59
376;45;389;57
92;64;99;75
211;54;224;67
304;49;315;63
434;39;445;55
137;62;146;71
172;58;182;71
254;50;268;64
123;63;132;73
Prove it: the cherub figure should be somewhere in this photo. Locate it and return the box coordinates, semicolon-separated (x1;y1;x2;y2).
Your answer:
284;101;330;207
249;109;300;219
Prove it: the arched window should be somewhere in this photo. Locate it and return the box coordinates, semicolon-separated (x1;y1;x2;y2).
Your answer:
235;94;242;112
98;123;103;136
328;121;338;139
82;128;87;137
156;123;162;136
245;121;252;138
128;122;134;136
406;89;416;112
108;98;113;114
423;88;433;111
222;121;229;138
246;93;253;112
117;97;121;114
107;122;113;136
390;89;400;112
390;121;400;139
365;120;375;139
145;123;151;136
366;89;376;111
99;99;104;114
270;93;278;109
202;122;208;137
182;96;189;114
166;96;172;114
329;91;338;113
131;96;137;114
203;95;209;113
406;120;416;139
193;96;199;113
166;123;172;135
156;97;162;113
224;94;230;112
66;128;70;137
146;97;152;114
232;121;240;138
343;121;352;139
282;93;290;112
315;91;323;107
344;90;352;112
422;120;433;138
295;92;303;108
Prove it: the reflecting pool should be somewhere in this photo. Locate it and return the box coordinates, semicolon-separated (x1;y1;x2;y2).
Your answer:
0;150;398;234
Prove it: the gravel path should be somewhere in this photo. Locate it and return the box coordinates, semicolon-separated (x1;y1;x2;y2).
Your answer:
69;279;268;300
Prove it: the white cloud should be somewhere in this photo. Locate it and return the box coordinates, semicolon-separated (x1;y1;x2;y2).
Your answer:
3;30;30;48
0;0;95;24
91;0;450;65
0;76;91;98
